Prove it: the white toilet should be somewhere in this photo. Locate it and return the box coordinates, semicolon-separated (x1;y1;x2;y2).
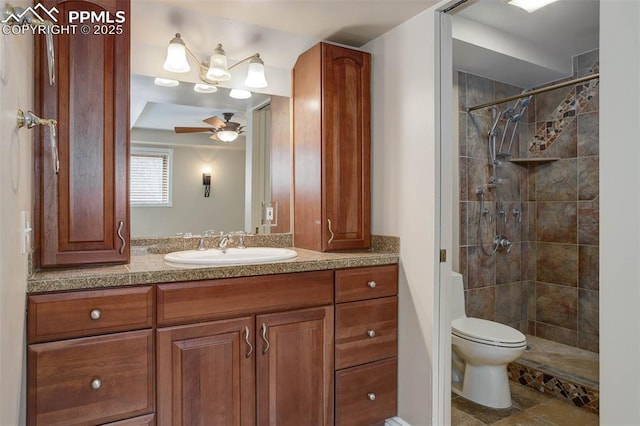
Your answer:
451;272;526;409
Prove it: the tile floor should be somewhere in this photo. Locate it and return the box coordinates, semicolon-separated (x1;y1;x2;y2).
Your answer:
452;381;600;425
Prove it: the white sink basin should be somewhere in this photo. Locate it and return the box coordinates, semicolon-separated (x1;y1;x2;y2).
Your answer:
163;247;298;266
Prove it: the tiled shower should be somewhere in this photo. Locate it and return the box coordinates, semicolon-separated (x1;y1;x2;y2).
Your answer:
457;49;599;353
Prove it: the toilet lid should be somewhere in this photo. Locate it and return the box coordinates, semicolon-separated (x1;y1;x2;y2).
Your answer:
452;318;526;348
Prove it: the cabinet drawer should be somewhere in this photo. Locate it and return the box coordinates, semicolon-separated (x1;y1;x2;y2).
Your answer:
157;270;333;326
335;265;398;303
28;286;154;343
336;297;398;369
27;330;154;426
335;358;397;426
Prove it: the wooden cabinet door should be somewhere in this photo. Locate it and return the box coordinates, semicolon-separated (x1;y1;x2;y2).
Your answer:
322;43;371;251
256;306;334;426
293;42;371;252
35;0;130;267
156;317;255;426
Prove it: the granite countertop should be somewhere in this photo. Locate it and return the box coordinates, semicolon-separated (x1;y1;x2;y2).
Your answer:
27;247;399;293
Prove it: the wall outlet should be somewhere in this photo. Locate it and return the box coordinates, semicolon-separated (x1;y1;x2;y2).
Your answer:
261;201;278;226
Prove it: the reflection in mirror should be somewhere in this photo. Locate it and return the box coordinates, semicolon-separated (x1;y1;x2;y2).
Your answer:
130;74;291;238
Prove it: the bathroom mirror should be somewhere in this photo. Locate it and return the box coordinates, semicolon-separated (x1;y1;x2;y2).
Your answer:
130;74;291;238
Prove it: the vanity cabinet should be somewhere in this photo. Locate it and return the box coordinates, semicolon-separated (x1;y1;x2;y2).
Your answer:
27;265;396;425
334;264;399;426
34;0;130;267
26;286;154;426
156;271;335;426
293;42;371;252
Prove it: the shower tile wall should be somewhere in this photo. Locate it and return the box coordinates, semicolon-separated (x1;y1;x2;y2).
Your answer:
458;49;599;353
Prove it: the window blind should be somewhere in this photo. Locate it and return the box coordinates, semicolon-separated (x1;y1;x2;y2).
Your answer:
130;148;172;206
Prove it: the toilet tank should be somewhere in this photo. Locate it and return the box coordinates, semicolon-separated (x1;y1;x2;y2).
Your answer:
451;271;467;321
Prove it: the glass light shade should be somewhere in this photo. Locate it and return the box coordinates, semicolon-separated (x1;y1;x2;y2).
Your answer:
193;83;218;93
154;77;179;87
229;89;252;99
244;57;268;88
206;44;231;81
216;130;239;142
163;34;190;73
507;0;558;13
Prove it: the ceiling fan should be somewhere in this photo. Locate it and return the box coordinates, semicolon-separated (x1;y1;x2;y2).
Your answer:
174;112;245;142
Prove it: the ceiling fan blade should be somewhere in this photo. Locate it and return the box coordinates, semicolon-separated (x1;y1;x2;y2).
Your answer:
174;127;214;133
209;134;219;141
203;116;225;128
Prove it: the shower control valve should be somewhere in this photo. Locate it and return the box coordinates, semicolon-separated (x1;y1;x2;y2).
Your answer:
493;235;513;253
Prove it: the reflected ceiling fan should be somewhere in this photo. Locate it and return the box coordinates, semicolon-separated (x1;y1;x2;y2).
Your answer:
174;112;245;142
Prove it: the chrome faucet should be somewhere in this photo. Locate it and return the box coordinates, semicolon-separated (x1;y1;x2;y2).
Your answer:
217;235;230;253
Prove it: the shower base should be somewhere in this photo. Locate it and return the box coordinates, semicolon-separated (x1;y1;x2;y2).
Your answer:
507;335;599;414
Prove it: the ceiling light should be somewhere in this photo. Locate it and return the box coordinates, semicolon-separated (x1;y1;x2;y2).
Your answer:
507;0;558;13
216;129;239;142
162;34;268;89
154;77;179;87
162;33;190;73
229;89;252;99
193;83;218;93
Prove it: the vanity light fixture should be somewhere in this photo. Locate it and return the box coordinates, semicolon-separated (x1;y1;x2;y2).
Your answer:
229;89;252;99
162;33;268;89
202;168;211;198
154;77;179;87
193;83;218;93
507;0;558;13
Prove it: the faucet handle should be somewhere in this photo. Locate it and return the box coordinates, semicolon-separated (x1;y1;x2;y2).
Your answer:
230;231;247;248
203;229;216;237
176;232;194;238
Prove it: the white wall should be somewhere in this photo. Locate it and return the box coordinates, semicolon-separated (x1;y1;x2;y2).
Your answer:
0;2;33;423
600;0;640;424
364;8;441;425
131;143;245;237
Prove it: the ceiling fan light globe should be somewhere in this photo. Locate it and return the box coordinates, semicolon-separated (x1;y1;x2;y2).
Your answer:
216;130;239;142
163;36;190;73
244;60;268;88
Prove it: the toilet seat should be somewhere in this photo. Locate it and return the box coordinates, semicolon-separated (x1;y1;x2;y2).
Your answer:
452;317;526;348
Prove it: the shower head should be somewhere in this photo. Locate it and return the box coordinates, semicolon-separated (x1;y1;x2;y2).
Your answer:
521;96;532;107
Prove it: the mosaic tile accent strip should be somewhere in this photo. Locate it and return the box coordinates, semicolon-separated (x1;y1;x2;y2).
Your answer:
508;360;599;415
529;65;599;153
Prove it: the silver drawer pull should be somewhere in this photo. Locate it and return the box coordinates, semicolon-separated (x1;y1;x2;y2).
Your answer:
367;329;376;338
367;281;377;289
91;378;102;390
90;309;102;320
367;392;376;401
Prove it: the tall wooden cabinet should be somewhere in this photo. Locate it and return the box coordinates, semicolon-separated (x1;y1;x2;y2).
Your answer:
34;0;130;267
293;42;371;252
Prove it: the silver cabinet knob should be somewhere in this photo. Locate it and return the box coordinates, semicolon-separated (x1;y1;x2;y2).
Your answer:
91;378;102;390
90;309;101;320
367;392;376;401
367;329;376;338
367;281;376;289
